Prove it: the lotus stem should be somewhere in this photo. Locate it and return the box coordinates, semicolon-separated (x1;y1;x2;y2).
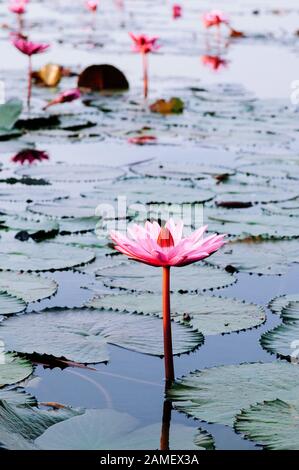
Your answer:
162;266;174;385
27;55;32;110
142;52;148;99
160;400;172;450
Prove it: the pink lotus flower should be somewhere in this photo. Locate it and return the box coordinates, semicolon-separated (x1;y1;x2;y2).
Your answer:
85;0;98;12
172;4;182;19
202;10;229;28
11;149;49;165
201;54;228;71
110;220;226;384
9;0;26;15
129;33;160;99
43;88;81;110
12;38;50;109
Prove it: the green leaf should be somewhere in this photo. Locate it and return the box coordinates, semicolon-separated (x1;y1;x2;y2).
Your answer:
0;187;68;203
0;353;33;387
0;241;95;272
87;293;266;335
0;291;26;316
235;399;299;450
168;362;299;426
0;272;57;303
35;409;214;450
0;307;203;363
16;165;125;183
97;262;236;293
0;99;22;131
261;298;299;362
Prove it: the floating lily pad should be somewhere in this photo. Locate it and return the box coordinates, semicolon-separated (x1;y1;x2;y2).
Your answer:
28;198;100;219
168;362;299;426
206;239;299;275
0;353;33;387
98;262;236;293
263;200;299;217
78;65;129;92
239;162;299;180
206;210;299;239
16;165;125;183
269;294;299;314
0;187;68;203
0;272;57;303
235;399;299;450
0;398;83;450
0;308;203;363
87;177;214;205
261;299;299;362
88;293;265;335
214;183;296;206
0;99;23;131
35;409;213;450
0;291;26;316
3;215;59;241
0;241;95;272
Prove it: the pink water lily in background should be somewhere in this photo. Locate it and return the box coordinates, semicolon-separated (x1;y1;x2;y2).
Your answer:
201;54;228;71
11;148;49;165
85;0;99;12
128;135;157;145
9;0;26;15
202;10;229;29
172;4;182;19
129;33;160;99
43;88;81;110
12;38;50;109
110;220;226;384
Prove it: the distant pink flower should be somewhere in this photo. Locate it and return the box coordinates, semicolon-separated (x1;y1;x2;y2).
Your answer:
129;33;160;99
110;220;226;384
129;33;160;54
201;54;228;71
85;0;99;12
128;135;157;145
172;4;182;19
12;38;50;56
12;38;50;109
9;0;26;15
11;149;49;165
202;10;229;28
43;88;81;110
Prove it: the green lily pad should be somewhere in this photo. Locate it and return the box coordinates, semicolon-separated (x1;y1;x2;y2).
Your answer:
0;241;95;272
97;262;236;293
0;187;68;203
0;272;57;303
88;293;265;335
0;307;203;363
0;291;26;316
206;239;299;275
28;198;100;219
3;215;59;241
214;183;296;205
85;178;214;205
239;162;299;180
269;294;299;314
261;298;299;362
35;409;214;450
235;399;299;450
130;160;234;181
168;362;299;426
0;353;33;387
0;397;83;450
0;99;22;131
263;200;299;217
16;165;125;183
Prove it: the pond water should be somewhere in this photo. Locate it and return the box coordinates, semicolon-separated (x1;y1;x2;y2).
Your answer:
0;0;299;452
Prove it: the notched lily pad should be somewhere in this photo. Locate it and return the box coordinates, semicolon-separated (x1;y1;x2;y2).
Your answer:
0;291;26;316
88;293;265;335
0;272;57;303
0;307;203;363
0;353;33;387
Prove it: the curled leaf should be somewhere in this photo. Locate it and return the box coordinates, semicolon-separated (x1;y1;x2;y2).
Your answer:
33;63;63;87
150;97;184;115
78;64;129;92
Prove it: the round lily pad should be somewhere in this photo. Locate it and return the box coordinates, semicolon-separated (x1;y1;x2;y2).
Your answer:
0;291;26;316
97;262;236;293
28;198;101;219
0;272;57;303
35;409;214;450
0;241;95;272
16;165;125;183
0;308;203;364
0;353;33;387
0;187;68;203
235;399;299;450
88;293;265;335
168;362;299;426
